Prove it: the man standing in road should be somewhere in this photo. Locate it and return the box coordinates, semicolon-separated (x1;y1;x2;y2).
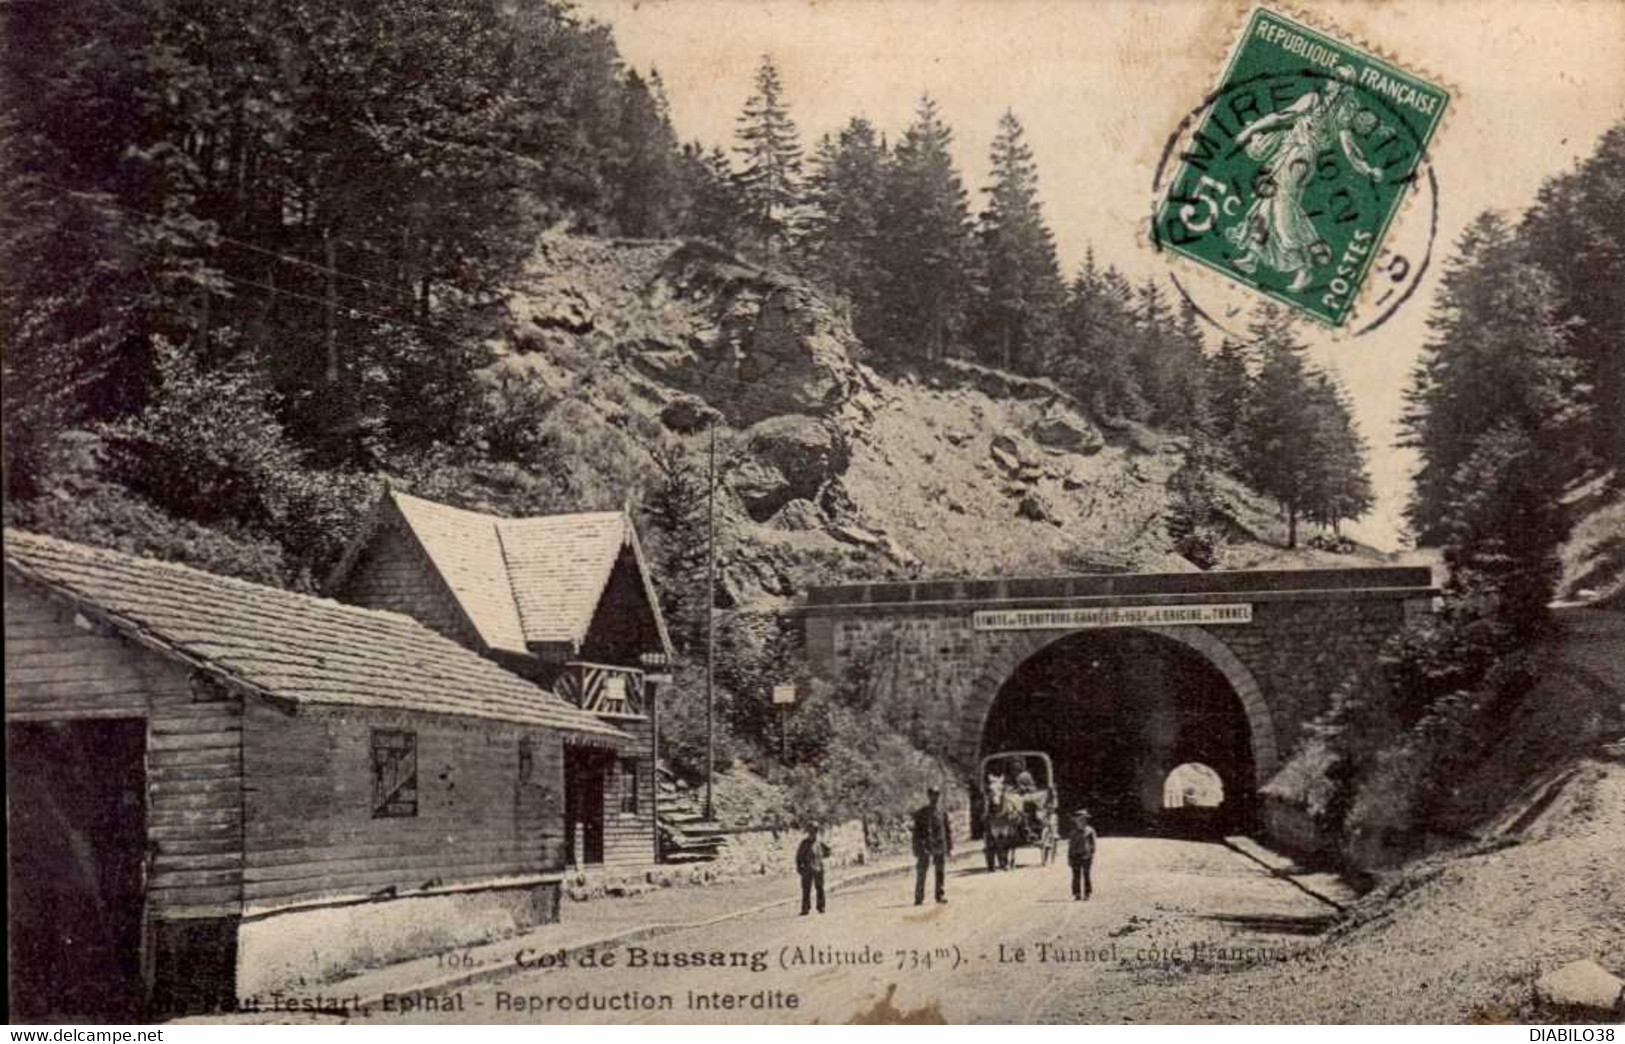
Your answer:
795;823;830;915
912;786;953;905
1067;808;1098;901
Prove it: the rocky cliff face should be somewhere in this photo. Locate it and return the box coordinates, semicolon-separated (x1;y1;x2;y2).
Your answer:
493;233;1345;609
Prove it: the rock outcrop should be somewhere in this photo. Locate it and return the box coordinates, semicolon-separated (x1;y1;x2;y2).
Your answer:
1030;399;1104;456
496;233;1324;609
1536;960;1625;1014
659;395;716;433
727;415;850;522
624;243;865;426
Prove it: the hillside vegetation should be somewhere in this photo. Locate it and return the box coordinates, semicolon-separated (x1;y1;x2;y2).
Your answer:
5;0;1617;861
1262;123;1625;877
4;223;1362;831
491;234;1335;606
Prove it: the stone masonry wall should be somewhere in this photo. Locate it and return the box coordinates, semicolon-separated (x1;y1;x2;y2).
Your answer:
806;595;1415;788
1217;599;1408;761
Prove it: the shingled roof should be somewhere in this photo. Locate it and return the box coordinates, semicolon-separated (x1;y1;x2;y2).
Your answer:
387;494;530;654
3;528;629;744
371;491;674;661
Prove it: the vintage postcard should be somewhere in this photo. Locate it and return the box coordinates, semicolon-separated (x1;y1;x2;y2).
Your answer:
4;0;1622;1029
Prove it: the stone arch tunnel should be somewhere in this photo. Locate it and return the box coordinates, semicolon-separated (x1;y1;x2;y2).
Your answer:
801;567;1436;837
977;628;1260;834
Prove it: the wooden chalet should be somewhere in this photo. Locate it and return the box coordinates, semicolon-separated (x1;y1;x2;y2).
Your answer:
328;491;675;873
3;529;630;1019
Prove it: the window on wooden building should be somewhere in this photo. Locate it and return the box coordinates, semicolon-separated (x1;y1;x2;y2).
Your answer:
618;758;639;815
371;729;418;817
518;737;535;784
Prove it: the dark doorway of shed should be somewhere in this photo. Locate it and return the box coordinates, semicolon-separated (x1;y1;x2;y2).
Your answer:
7;719;148;1021
564;748;608;867
977;629;1257;837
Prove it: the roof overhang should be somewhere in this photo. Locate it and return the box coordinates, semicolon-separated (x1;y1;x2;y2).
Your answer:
5;557;632;747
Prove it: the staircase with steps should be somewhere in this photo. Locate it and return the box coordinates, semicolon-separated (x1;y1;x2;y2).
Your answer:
656;765;726;864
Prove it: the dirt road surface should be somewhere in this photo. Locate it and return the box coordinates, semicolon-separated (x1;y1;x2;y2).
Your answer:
352;837;1337;1024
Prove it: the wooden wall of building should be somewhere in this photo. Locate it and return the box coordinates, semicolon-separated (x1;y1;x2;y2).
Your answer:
6;580;172;722
239;700;570;913
335;520;485;653
579;549;664;667
597;719;658;869
3;581;245;922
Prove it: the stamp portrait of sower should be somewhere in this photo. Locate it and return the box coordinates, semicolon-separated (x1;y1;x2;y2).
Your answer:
1226;63;1383;293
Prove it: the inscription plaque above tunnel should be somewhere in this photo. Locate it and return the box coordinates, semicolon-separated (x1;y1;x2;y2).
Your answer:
973;605;1253;631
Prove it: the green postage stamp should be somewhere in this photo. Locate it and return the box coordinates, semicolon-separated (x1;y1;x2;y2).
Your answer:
1153;8;1450;327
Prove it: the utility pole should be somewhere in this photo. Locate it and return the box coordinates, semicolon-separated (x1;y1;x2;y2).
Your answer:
649;663;661;864
704;417;717;822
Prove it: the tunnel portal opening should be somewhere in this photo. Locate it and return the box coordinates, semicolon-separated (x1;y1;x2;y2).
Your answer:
976;629;1257;838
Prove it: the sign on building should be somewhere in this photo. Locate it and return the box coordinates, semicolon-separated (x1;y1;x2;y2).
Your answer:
972;604;1253;631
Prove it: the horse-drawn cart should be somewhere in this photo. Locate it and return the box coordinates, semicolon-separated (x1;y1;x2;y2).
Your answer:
979;750;1058;871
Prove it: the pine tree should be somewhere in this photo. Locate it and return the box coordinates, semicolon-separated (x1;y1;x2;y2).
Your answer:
797;117;887;343
1054;255;1146;420
1206;336;1252;449
679;142;744;247
1440;421;1568;629
1519;121;1625;478
1238;304;1319;549
873;94;974;361
732;54;802;256
1164;298;1210;433
1238;304;1375;548
799;131;841;254
1399;212;1588;544
1128;281;1210;429
609;68;684;237
506;3;631;226
1167;433;1226;569
1131;279;1177;419
970;110;1064;373
1401;215;1586;621
643;440;710;654
1302;372;1375;536
1;0;534;480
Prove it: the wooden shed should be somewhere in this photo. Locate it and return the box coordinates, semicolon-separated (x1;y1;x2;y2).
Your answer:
4;529;629;1020
329;491;676;872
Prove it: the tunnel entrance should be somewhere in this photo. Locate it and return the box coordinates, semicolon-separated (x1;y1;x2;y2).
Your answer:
1164;762;1225;807
976;629;1257;837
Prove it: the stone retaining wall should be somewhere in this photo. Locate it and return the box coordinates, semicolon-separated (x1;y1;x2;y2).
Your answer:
562;819;871;903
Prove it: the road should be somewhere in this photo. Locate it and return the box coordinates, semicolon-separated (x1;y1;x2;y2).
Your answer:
361;837;1339;1024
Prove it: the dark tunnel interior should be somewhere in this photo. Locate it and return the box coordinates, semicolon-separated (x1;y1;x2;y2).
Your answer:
975;629;1258;838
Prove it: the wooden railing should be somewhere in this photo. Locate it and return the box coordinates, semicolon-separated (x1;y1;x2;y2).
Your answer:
555;661;646;719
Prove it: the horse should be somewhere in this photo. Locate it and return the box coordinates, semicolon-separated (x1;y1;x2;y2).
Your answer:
983;777;1030;871
983;774;1060;871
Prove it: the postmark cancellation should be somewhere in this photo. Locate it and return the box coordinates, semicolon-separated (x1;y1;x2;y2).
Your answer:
1152;7;1450;328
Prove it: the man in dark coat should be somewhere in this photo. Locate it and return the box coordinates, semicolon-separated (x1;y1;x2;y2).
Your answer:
911;786;953;905
795;824;830;915
1067;808;1098;900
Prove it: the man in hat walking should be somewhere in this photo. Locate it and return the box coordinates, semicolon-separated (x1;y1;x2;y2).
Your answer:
1067;808;1098;900
912;786;953;905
